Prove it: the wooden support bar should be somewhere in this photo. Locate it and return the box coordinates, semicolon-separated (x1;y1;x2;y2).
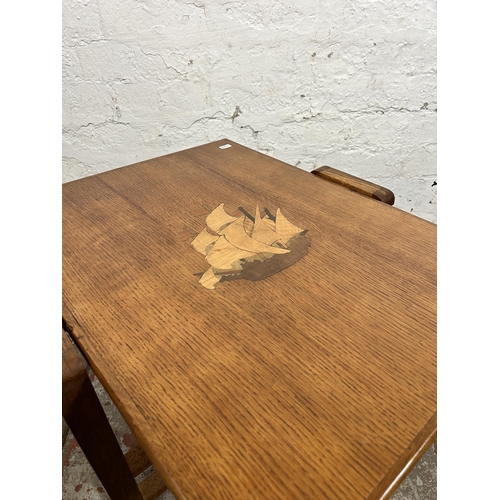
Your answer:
124;445;153;477
311;165;395;205
138;471;169;500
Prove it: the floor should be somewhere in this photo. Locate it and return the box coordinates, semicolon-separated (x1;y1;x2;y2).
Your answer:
62;369;437;500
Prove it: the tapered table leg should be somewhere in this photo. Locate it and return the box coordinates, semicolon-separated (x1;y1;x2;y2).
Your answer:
63;330;143;500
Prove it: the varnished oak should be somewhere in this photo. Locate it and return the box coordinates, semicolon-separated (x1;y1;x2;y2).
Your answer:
311;165;395;205
63;139;436;500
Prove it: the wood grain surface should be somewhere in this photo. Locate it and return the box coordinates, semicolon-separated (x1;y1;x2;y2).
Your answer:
63;139;436;500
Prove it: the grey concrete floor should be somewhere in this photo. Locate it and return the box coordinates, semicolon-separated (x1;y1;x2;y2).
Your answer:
62;370;436;499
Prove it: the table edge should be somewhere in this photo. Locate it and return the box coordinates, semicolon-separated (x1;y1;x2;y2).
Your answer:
367;411;437;500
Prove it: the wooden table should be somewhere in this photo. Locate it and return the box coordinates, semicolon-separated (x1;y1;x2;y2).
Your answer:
63;139;436;500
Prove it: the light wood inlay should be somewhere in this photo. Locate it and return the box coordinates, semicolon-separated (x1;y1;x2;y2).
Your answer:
190;204;309;288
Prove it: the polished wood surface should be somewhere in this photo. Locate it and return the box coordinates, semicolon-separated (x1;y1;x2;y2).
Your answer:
63;139;436;500
312;165;395;205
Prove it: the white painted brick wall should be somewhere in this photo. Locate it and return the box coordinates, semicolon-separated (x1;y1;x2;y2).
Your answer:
62;0;437;222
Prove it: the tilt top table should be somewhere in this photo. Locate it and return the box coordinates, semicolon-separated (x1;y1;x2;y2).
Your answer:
62;139;436;500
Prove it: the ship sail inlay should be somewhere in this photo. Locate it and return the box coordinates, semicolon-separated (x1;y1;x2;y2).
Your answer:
190;204;311;289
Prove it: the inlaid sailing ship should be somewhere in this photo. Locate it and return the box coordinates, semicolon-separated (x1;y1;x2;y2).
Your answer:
191;204;310;289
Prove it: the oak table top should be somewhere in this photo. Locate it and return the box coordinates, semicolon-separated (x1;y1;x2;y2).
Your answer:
62;139;436;500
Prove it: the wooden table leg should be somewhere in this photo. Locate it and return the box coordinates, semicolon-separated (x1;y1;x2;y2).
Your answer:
63;329;143;500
